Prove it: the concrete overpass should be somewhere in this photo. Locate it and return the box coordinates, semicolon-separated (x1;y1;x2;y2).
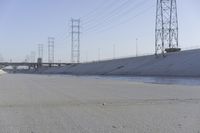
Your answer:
0;62;72;69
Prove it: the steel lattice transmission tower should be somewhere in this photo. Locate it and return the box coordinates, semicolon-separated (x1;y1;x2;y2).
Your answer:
71;19;80;63
48;37;55;63
155;0;180;55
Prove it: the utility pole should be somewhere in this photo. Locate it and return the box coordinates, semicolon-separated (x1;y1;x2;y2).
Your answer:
48;37;55;63
30;51;36;63
38;44;43;59
98;48;100;61
0;54;3;62
85;52;88;62
155;0;180;55
25;55;30;62
71;19;81;63
136;38;138;57
113;44;116;59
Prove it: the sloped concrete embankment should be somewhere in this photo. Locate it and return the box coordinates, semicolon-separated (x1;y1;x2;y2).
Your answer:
41;49;200;77
0;69;6;75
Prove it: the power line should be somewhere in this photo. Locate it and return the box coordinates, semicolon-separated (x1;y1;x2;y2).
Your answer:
83;0;153;33
81;0;122;25
85;3;154;35
82;0;135;28
81;0;115;20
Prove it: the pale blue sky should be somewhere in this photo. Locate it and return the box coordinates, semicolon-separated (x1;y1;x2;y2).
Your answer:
0;0;200;62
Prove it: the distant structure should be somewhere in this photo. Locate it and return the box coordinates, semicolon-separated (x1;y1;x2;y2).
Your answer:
0;54;3;62
38;44;44;65
30;51;36;63
25;55;30;62
155;0;180;55
48;37;55;63
38;44;43;59
71;19;81;63
136;38;138;57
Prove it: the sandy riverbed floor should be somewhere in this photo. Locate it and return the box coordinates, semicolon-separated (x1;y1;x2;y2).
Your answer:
0;74;200;133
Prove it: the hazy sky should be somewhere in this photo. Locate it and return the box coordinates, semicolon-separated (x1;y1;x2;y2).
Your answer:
0;0;200;62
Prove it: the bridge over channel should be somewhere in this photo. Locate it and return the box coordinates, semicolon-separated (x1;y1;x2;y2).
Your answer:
0;62;72;69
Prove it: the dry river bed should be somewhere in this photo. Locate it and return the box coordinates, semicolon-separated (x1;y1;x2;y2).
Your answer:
0;74;200;133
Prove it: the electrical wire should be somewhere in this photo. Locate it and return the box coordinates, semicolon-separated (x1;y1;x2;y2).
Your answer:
83;0;153;33
90;4;155;34
82;0;134;27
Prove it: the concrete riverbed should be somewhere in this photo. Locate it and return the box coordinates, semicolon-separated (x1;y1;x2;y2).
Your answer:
0;74;200;133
